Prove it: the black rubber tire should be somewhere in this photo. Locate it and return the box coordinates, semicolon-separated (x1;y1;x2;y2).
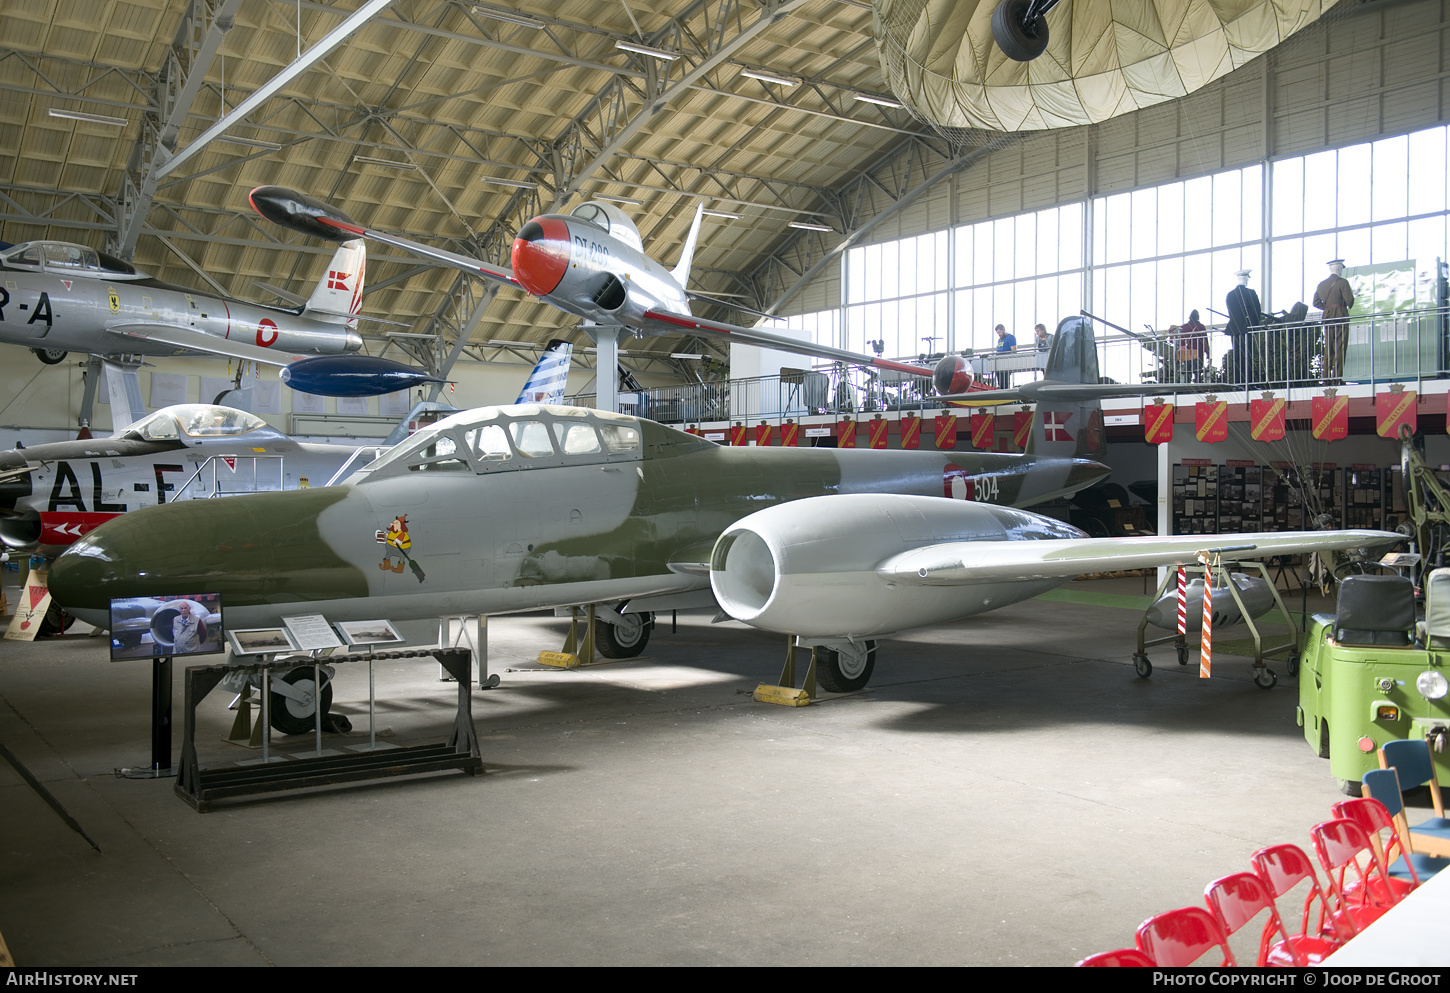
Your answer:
1176;643;1189;666
32;347;67;365
38;603;74;637
991;0;1050;61
1286;653;1300;677
595;611;653;659
1317;722;1331;760
816;641;877;693
1133;655;1152;679
1254;668;1278;690
269;667;334;736
1338;778;1362;797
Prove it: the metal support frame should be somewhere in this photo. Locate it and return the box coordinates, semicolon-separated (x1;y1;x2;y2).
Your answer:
1133;559;1301;685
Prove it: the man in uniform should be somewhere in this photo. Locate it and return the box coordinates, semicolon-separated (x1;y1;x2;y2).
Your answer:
1314;259;1355;384
1225;269;1263;385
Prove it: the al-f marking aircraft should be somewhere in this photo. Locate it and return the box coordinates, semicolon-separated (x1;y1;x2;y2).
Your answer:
0;341;577;559
49;318;1396;695
0;238;366;368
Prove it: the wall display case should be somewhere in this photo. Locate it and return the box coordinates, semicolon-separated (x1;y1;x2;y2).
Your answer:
1172;462;1218;535
1305;466;1342;529
1344;465;1384;530
1217;463;1263;534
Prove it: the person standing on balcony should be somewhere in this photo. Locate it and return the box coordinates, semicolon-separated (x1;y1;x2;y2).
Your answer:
1314;259;1355;384
993;324;1016;388
1226;270;1263;385
1173;309;1208;382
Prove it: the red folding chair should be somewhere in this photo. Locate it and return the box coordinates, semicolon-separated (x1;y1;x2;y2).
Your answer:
1205;871;1315;967
1332;795;1420;902
1136;906;1236;967
1075;948;1155;967
1252;843;1350;950
1310;818;1399;935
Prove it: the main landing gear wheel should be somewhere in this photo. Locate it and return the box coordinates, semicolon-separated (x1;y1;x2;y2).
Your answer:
816;641;877;693
595;611;653;659
269;667;339;736
992;0;1050;61
1254;668;1278;690
1133;654;1152;679
31;347;67;365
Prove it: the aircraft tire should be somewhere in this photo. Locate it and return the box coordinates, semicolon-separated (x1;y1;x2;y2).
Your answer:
816;641;877;693
595;611;652;659
269;667;334;736
991;0;1050;62
32;347;67;365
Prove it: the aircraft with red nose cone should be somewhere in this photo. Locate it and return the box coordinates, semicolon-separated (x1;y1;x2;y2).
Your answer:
247;186;941;385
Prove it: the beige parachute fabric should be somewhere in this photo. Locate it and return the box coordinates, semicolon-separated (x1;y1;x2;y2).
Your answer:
872;0;1338;131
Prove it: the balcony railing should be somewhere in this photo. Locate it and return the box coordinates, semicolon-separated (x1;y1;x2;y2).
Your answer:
566;307;1449;424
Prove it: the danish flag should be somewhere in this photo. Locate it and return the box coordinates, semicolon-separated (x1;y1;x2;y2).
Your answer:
328;270;351;290
1043;411;1073;441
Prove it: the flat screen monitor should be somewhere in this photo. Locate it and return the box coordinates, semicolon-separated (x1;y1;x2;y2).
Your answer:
108;593;224;661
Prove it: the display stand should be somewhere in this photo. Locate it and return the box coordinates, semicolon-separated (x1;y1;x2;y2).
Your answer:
118;657;176;779
175;647;481;812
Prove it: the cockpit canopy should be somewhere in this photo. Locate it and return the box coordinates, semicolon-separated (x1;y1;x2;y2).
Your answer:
0;241;144;279
120;404;281;444
356;404;644;481
568;202;643;253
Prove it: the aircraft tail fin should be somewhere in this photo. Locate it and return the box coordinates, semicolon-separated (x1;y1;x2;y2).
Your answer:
515;339;573;405
670;202;705;288
303;238;366;326
1025;315;1106;462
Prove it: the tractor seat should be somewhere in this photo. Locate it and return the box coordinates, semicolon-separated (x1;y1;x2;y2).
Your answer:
1335;574;1416;647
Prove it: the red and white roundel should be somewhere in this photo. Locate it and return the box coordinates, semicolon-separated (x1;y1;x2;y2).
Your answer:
943;463;973;500
257;318;279;347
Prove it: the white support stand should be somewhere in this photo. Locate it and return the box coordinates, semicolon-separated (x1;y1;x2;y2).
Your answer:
1156;436;1172;588
438;615;495;689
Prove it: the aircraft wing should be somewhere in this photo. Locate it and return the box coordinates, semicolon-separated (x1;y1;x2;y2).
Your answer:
936;381;1215;406
107;324;311;367
641;308;934;380
877;530;1401;585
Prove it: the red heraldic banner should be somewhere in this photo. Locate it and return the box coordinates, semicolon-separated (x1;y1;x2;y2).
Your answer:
1312;394;1348;441
934;413;957;450
868;416;890;449
756;421;772;446
1376;389;1417;438
837;417;857;448
1142;401;1174;445
729;422;748;446
1013;410;1033;450
900;413;920;450
780;420;798;447
1195;400;1228;443
1250;396;1285;442
970;412;995;450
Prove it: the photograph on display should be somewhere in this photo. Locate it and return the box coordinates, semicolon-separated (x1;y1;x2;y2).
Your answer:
227;627;299;656
336;619;405;646
108;593;224;661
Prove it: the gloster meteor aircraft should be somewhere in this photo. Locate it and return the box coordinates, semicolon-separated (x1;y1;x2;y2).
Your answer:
49;318;1396;696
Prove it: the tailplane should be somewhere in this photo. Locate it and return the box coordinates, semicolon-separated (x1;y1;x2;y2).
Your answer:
515;339;573;405
303;238;366;326
1026;315;1107;462
670;202;705;288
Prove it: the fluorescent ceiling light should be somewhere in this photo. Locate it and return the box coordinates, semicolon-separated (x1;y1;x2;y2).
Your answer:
615;40;679;61
788;221;833;232
671;353;704;360
218;136;282;150
480;176;535;189
703;209;740;219
854;94;904;109
355;155;417;170
48;108;127;128
472;5;544;28
595;194;642;206
740;69;797;87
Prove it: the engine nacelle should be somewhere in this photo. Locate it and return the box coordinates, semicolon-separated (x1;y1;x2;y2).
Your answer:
0;512;41;552
709;493;1081;638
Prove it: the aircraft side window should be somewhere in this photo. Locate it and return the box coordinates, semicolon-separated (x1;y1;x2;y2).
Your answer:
554;423;602;455
7;245;41;266
571;203;609;234
43;244;97;270
508;420;556;458
408;433;469;472
598;423;640;454
465;424;513;463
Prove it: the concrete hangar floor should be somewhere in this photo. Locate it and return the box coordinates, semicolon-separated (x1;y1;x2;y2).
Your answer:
0;579;1339;967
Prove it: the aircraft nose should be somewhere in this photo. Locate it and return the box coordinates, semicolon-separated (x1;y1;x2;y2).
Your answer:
511;217;570;296
1067;459;1111;494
